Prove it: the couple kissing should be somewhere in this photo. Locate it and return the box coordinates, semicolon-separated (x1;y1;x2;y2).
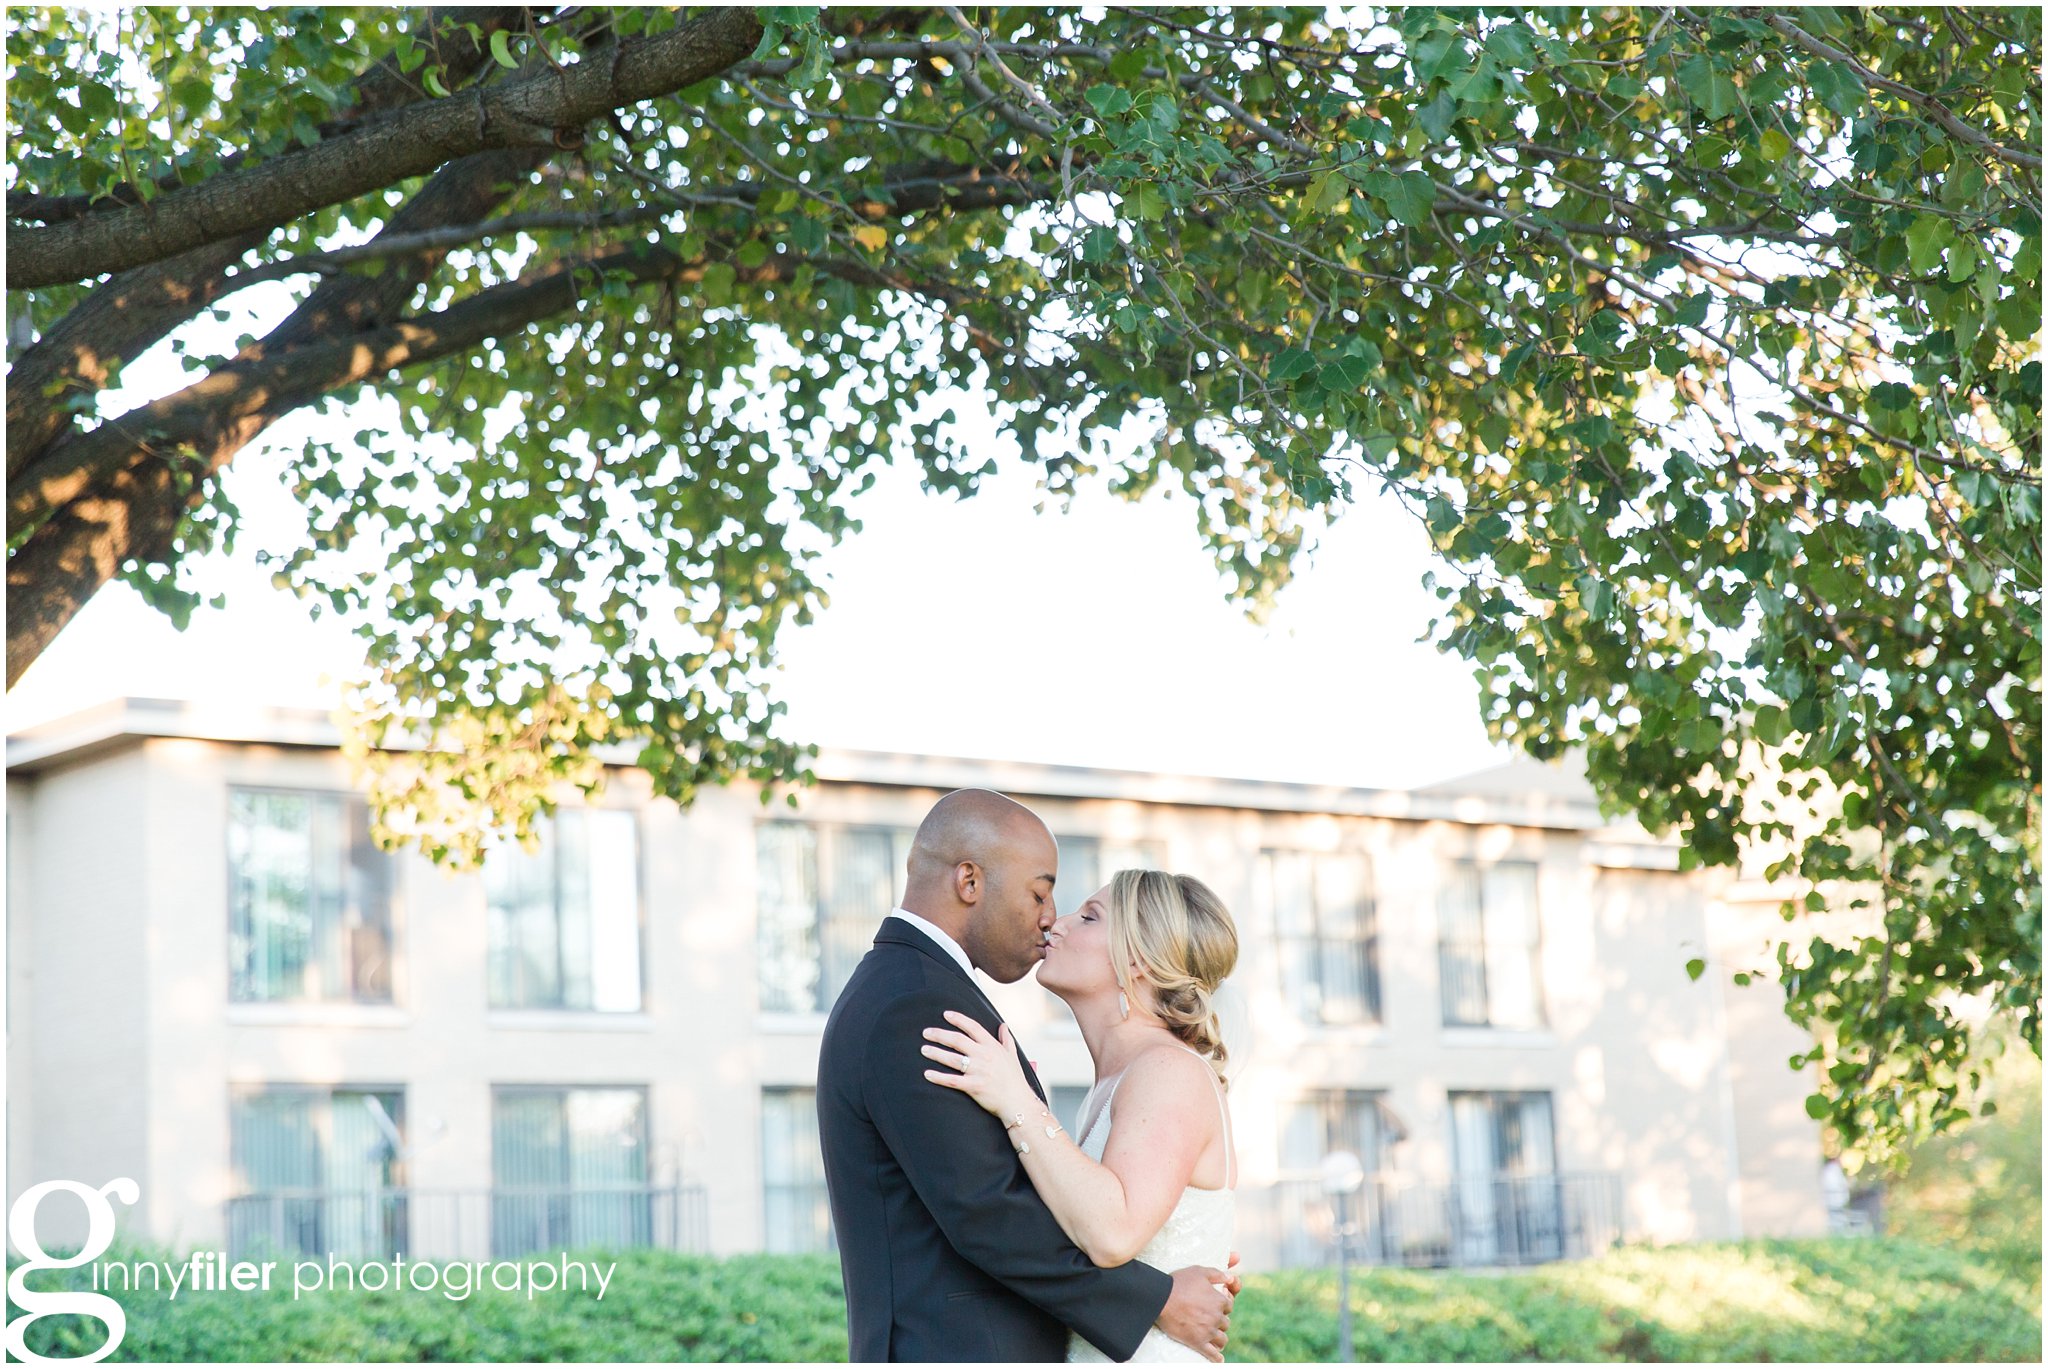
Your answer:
817;788;1243;1362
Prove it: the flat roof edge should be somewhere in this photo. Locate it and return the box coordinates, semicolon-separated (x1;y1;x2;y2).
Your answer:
7;697;1641;834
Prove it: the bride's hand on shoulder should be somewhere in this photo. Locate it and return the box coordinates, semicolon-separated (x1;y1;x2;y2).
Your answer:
921;1011;1038;1119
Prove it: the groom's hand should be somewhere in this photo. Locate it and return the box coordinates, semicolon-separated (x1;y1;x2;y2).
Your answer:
1157;1265;1234;1363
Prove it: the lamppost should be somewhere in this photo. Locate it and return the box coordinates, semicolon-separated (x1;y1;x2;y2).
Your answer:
1321;1149;1365;1362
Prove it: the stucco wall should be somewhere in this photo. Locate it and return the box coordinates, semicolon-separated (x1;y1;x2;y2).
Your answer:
8;750;153;1251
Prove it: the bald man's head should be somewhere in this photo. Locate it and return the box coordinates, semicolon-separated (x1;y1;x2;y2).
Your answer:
906;789;1051;882
901;789;1058;983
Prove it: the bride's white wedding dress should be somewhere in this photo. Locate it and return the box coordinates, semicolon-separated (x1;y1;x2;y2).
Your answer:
1066;1045;1236;1364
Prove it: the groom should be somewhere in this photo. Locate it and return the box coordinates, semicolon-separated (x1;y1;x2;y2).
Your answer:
816;788;1237;1362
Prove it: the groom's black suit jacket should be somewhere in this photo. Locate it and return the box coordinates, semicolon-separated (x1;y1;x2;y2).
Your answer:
817;918;1173;1362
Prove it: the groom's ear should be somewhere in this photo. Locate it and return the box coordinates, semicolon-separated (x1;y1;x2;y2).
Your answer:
954;860;984;905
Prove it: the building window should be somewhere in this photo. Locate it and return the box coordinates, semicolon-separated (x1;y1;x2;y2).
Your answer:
491;1086;651;1258
1281;1089;1392;1178
1264;850;1380;1025
756;823;916;1013
228;789;394;1004
762;1087;834;1254
1268;1090;1393;1267
1051;836;1168;917
1448;1090;1561;1264
1438;861;1545;1028
485;809;643;1012
227;1086;405;1260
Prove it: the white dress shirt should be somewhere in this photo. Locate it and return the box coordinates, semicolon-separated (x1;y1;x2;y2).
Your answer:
887;906;975;979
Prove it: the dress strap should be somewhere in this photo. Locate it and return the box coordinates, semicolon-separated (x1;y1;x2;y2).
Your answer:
1174;1044;1234;1190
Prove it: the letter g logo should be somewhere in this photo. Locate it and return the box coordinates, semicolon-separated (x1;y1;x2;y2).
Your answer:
5;1178;139;1365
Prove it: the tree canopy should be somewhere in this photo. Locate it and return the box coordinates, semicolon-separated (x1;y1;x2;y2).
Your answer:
6;5;2039;1159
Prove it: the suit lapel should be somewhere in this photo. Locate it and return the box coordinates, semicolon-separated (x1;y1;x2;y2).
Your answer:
875;918;1047;1104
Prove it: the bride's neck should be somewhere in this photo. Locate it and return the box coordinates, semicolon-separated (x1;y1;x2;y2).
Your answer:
1073;994;1177;1078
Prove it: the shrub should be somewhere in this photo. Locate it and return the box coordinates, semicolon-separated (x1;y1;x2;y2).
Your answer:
8;1237;2037;1361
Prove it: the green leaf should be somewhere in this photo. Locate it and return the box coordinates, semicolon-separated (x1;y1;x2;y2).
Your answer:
1500;341;1537;384
1416;88;1458;141
1753;705;1790;746
1677;55;1740;119
1686;957;1707;981
78;81;117;124
1308;171;1349;214
1806;58;1864;116
1905;214;1955;275
1383;170;1437;228
1482;22;1536;68
1447;55;1498;104
1086;84;1134;118
1759;128;1792;162
489;29;516;69
1342;336;1384;372
1410;28;1465;85
1940;158;1986;207
698;261;736;305
1269;347;1317;383
1577;575;1613;619
1320;353;1374;391
1804;1093;1832;1120
1945;236;1978;284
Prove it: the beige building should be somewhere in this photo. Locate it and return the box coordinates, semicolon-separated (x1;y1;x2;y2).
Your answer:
7;698;1837;1272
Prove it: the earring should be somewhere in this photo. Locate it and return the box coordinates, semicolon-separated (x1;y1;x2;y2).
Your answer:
1118;991;1129;1019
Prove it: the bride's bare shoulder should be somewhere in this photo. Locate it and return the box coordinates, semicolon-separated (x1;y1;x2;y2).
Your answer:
1123;1040;1223;1101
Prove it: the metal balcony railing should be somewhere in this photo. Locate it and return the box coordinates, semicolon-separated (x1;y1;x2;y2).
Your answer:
225;1185;710;1263
1239;1171;1625;1270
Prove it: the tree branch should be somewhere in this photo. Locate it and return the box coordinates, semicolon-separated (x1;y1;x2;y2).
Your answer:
1764;15;2043;170
5;228;269;481
5;7;531;225
4;9;551;484
4;228;1024;684
5;7;765;288
208;158;1054;295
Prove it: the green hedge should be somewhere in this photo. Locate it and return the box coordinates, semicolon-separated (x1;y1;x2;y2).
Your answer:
10;1237;2039;1361
1228;1238;2040;1362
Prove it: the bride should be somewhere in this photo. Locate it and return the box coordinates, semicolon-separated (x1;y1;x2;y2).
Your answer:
922;868;1240;1362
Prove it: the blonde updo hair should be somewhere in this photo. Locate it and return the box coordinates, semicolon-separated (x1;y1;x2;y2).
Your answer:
1103;869;1239;1086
